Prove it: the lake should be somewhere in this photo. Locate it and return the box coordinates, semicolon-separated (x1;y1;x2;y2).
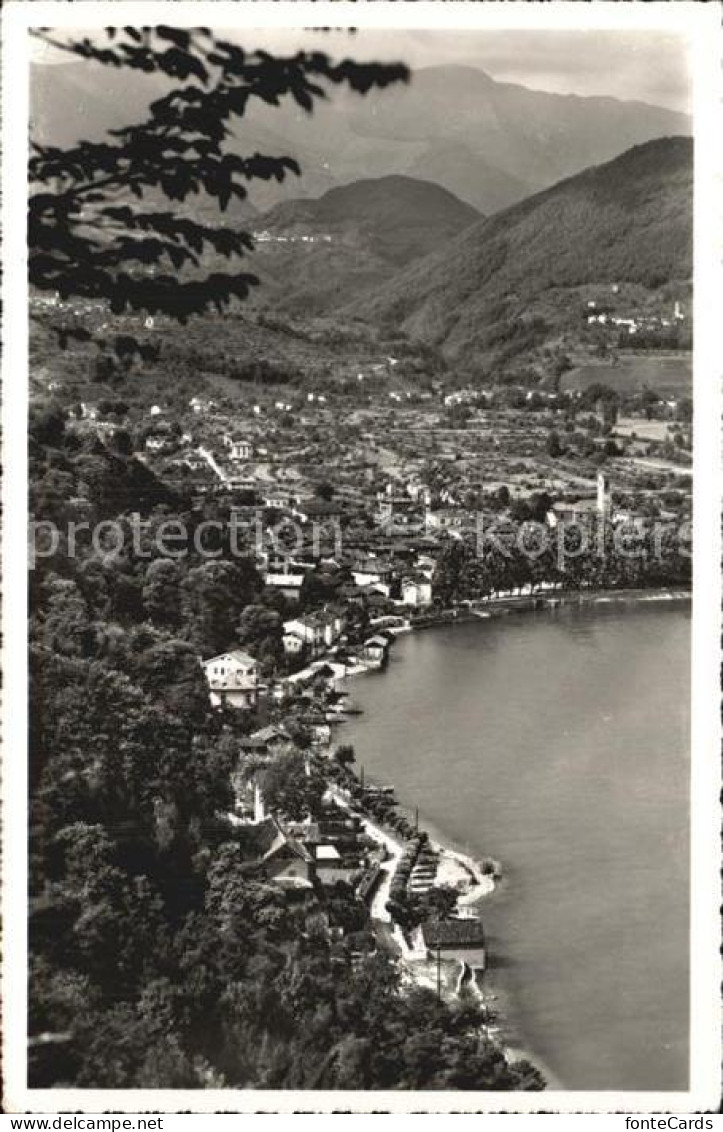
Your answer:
340;600;691;1091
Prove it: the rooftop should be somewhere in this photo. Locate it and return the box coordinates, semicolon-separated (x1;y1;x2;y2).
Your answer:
203;649;257;668
298;500;343;517
421;917;485;949
365;635;389;648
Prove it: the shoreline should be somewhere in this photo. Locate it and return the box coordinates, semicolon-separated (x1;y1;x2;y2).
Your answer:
327;583;690;1088
329;768;565;1088
409;585;691;631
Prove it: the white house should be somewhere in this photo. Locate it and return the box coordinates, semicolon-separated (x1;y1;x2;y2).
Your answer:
264;568;305;602
425;509;466;533
263;489;297;511
202;649;259;709
282;630;306;656
401;575;433;608
145;435;170;452
189;397;216;414
282;610;344;656
229;438;253;461
416;555;437;579
352;559;395;596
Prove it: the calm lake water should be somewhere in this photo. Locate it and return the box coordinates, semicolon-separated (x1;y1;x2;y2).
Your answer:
340;601;691;1091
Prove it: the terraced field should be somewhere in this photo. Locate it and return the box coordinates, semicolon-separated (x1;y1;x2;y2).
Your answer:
562;353;692;397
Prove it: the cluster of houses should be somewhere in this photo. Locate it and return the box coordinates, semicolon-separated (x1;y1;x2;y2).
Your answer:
258;533;436;611
253;229;333;245
202;617;395;716
282;609;346;658
228;725;488;966
228;727;385;903
585;298;686;335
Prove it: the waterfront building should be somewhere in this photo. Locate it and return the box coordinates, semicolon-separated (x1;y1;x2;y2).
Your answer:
401;574;433;608
362;635;390;666
283;609;345;656
352;559;396;595
240;724;291;758
420;916;486;956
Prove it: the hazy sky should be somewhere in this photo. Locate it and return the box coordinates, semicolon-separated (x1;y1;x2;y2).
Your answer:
32;27;692;115
223;28;693;114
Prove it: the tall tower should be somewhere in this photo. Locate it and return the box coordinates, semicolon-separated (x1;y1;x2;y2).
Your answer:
596;471;608;519
254;780;265;823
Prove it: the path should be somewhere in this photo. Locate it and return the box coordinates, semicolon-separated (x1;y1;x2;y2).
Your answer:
197;446;227;483
326;784;403;923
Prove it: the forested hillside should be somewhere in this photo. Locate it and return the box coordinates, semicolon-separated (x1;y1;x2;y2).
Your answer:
261;176;480;264
346;137;693;362
247;176;480;314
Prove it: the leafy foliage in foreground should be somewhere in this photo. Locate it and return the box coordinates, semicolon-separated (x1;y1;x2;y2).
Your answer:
28;30;545;1090
30;27;408;329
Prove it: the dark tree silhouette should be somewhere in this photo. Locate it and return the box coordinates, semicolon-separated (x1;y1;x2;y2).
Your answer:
29;27;408;342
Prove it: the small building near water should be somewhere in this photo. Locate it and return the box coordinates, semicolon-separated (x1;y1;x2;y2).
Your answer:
401;573;433;608
363;634;390;666
420;916;486;966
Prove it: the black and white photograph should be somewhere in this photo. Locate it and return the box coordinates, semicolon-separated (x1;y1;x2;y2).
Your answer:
2;0;721;1116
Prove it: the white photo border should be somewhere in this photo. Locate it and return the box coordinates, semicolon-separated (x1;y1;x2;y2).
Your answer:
2;0;721;1115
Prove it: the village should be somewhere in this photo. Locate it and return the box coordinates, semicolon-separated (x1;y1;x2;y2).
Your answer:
84;373;690;1000
52;289;692;540
203;633;498;1004
28;288;693;1006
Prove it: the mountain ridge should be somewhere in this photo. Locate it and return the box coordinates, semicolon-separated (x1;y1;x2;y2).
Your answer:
31;59;690;215
259;174;481;263
343;136;693;362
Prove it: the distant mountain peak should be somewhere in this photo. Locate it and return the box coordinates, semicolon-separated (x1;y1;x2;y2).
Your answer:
414;63;497;82
32;55;691;217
